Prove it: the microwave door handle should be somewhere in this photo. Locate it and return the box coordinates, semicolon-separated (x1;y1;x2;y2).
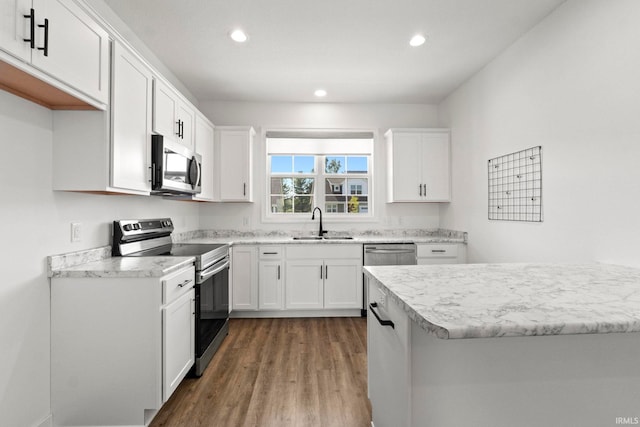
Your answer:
195;156;201;190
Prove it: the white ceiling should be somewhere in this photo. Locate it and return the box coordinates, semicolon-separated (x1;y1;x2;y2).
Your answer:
102;0;566;104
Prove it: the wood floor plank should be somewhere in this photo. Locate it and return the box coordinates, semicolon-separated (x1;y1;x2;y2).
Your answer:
151;317;371;427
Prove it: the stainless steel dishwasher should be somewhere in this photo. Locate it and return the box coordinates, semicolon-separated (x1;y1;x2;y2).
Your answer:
362;243;416;315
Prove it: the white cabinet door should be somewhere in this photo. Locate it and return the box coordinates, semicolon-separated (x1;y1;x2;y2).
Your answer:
162;289;195;402
153;78;179;141
177;102;195;149
285;260;324;309
324;259;362;309
388;131;423;202
193;114;215;201
231;246;258;310
0;0;31;61
421;132;450;201
110;41;152;193
153;78;195;149
258;261;283;310
30;0;109;104
217;126;255;201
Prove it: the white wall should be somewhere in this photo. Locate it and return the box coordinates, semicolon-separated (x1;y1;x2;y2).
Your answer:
0;90;200;427
438;0;640;266
198;101;442;233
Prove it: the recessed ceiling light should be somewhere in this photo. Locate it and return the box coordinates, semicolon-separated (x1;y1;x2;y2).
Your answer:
314;89;327;97
230;29;248;43
409;34;426;47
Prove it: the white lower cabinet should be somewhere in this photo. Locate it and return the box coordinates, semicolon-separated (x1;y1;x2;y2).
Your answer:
285;259;324;309
324;258;362;309
258;246;284;310
368;276;411;427
416;243;466;265
231;245;258;310
162;289;195;401
230;243;362;315
285;244;362;311
51;265;195;427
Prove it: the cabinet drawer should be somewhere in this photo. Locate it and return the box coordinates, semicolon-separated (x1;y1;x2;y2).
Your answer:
286;244;361;260
163;266;195;304
259;245;283;259
416;244;458;259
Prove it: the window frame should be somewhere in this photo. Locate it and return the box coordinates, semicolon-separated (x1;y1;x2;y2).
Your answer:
264;130;374;222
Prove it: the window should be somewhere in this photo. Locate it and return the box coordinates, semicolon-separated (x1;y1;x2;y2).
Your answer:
266;132;373;219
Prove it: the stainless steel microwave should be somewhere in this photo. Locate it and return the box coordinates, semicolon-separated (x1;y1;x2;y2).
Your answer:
151;135;202;195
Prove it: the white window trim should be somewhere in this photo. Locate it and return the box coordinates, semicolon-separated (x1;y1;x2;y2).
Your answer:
263;129;375;223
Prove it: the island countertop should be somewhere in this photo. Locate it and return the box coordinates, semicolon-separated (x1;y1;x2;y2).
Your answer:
363;263;640;339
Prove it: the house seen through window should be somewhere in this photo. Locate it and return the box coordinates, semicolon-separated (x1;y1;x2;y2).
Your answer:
266;132;373;218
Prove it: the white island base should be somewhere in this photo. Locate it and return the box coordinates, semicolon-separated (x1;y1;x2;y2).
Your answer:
409;329;640;427
365;264;640;427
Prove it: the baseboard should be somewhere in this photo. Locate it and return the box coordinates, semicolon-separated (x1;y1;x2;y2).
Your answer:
34;414;52;427
230;308;362;318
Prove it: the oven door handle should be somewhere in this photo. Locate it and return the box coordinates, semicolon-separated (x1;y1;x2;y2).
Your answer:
199;258;230;282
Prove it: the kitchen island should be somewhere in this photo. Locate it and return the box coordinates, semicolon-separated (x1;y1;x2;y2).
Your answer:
364;263;640;427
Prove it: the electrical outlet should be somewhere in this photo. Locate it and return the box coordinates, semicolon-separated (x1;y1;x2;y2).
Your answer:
71;222;82;242
380;293;387;308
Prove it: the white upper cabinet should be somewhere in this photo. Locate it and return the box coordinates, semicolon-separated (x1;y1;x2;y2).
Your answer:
216;126;255;202
386;128;451;202
0;0;109;106
153;78;195;149
52;40;152;195
0;0;31;61
110;40;153;193
192;113;215;201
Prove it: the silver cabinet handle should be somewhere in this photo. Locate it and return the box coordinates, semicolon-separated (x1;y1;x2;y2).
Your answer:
431;249;446;253
325;265;328;279
262;252;278;255
277;265;280;280
419;183;422;196
243;183;246;196
320;265;323;279
177;279;192;288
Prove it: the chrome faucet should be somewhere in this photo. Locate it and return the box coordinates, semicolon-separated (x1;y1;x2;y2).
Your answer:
311;207;327;237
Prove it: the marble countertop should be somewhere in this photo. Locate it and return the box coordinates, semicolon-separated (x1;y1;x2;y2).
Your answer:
49;255;195;279
47;228;466;278
175;228;467;246
363;263;640;339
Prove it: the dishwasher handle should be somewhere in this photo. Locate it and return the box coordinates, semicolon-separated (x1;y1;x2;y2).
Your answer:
365;248;416;255
369;302;395;329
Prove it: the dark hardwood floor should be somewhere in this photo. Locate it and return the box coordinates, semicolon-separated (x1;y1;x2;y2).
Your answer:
151;317;371;427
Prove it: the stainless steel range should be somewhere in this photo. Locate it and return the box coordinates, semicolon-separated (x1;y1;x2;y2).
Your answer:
113;218;229;376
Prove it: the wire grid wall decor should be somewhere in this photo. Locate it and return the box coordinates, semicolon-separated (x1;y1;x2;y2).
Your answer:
488;146;542;222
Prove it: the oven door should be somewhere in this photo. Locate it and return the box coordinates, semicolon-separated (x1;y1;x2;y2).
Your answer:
194;256;229;375
152;135;202;195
